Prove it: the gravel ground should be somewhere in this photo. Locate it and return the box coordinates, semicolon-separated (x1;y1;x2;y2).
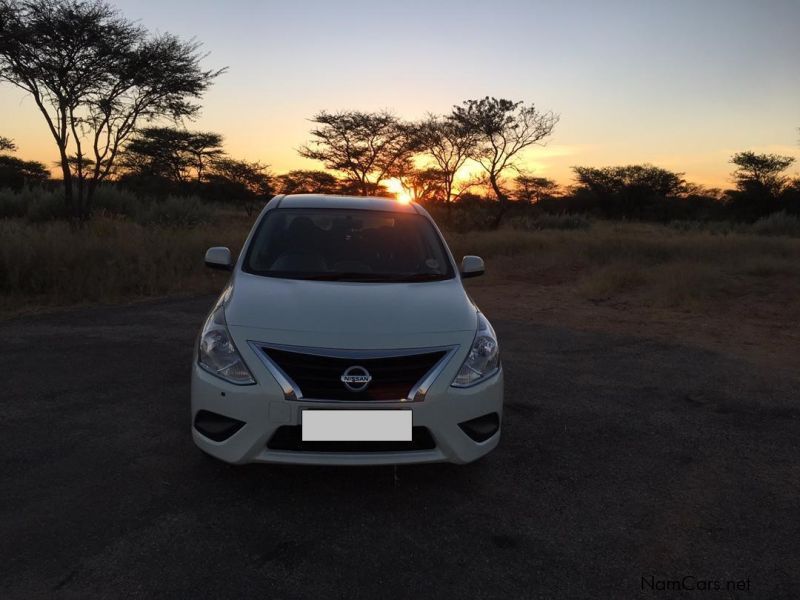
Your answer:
1;296;798;599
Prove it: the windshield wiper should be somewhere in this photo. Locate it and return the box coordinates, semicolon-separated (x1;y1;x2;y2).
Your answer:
290;272;449;282
382;273;449;282
297;272;391;281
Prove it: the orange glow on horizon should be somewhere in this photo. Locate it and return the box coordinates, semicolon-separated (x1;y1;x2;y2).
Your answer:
384;178;413;204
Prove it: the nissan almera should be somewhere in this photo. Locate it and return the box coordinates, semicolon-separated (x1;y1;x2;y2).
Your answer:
191;194;503;465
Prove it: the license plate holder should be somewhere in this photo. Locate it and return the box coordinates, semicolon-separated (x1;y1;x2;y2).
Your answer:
301;410;412;442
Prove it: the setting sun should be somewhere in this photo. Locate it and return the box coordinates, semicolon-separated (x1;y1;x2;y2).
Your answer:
384;178;413;204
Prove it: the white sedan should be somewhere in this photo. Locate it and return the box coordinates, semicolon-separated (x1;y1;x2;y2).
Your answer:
191;194;503;465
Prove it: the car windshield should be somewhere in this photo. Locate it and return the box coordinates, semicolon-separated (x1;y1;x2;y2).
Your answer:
243;208;455;282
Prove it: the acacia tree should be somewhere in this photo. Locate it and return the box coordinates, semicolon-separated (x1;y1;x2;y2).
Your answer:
414;114;477;204
205;157;272;216
298;110;418;196
274;169;341;195
186;132;224;181
514;174;559;204
730;152;794;193
571;164;686;219
727;152;795;220
452;97;558;225
0;0;223;219
66;155;94;177
396;167;446;204
0;136;48;188
572;165;685;197
119;127;223;183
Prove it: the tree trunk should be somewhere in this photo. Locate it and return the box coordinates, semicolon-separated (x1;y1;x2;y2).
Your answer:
489;174;506;229
58;148;75;221
87;176;99;215
443;176;454;226
76;170;87;222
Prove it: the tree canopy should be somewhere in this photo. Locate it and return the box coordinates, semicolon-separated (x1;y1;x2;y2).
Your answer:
570;164;687;219
0;134;48;189
0;0;224;219
0;135;17;152
0;154;48;189
399;167;447;204
205;157;272;216
514;174;560;204
730;152;794;192
572;165;685;197
274;169;341;195
452;97;558;224
119;127;224;183
727;152;796;220
414;115;477;204
298;110;418;196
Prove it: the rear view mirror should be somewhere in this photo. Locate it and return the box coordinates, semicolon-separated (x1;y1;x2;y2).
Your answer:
205;247;233;271
460;255;485;278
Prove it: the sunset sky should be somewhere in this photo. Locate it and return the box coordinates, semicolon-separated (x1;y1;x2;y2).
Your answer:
1;0;798;188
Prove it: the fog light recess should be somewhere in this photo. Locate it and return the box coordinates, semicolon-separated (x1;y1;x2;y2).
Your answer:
193;410;245;442
458;412;500;442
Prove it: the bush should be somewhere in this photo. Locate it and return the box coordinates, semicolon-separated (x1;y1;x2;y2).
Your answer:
670;213;800;237
26;188;69;222
667;220;737;236
750;212;800;237
446;207;497;232
0;187;28;218
510;213;592;231
422;197;501;232
0;186;68;220
91;186;141;218
133;195;213;228
0;186;216;226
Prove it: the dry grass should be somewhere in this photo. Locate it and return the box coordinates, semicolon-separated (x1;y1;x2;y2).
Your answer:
448;222;800;371
448;222;800;310
0;214;250;315
2;218;799;320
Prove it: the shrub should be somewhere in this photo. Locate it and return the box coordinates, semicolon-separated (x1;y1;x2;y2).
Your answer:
91;186;141;218
133;195;213;228
667;220;738;236
422;199;500;232
26;188;69;222
750;212;800;238
510;213;592;231
0;187;27;218
0;186;68;220
446;206;497;232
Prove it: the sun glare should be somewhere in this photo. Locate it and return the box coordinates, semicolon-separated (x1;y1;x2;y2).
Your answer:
384;178;413;204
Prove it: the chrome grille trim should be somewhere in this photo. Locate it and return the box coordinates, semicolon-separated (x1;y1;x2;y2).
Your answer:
247;341;459;403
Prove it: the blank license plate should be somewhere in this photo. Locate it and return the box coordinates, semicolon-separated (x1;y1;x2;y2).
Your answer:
302;410;412;442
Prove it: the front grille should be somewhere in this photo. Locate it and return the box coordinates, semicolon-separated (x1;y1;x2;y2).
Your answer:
267;426;436;452
260;346;447;401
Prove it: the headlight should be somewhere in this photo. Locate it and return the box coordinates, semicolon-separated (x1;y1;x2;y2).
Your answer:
198;304;255;385
451;313;500;387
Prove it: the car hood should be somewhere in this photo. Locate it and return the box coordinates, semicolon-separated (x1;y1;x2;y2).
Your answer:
224;272;477;337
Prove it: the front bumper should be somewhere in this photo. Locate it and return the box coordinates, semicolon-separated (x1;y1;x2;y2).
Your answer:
190;351;503;465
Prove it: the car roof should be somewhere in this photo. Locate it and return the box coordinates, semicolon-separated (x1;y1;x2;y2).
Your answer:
272;194;418;213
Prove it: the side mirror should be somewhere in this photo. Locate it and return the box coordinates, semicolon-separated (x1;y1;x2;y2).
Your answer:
205;247;233;271
460;255;485;279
